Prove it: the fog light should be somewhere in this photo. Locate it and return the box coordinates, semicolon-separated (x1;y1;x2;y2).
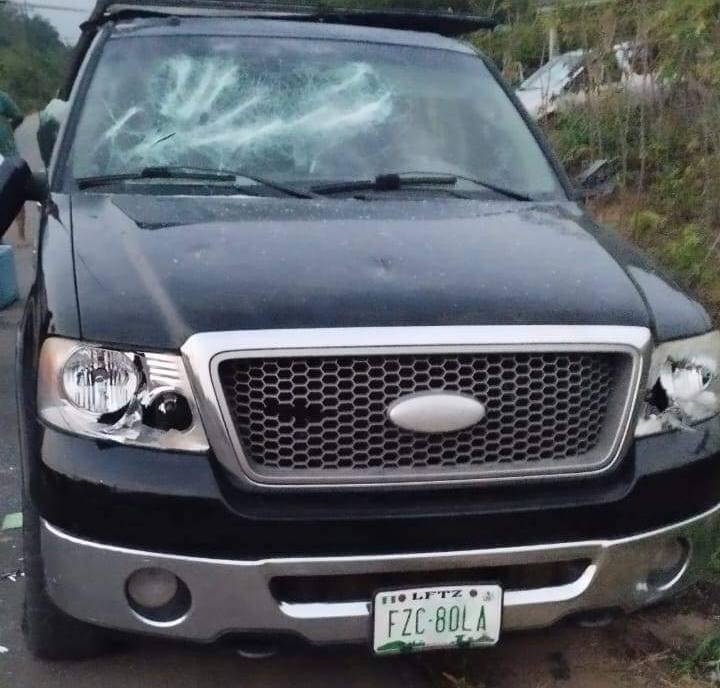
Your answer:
646;538;690;591
127;568;179;609
144;392;193;432
126;568;191;624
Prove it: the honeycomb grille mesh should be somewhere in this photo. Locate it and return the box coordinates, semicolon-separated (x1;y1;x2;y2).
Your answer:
217;351;623;478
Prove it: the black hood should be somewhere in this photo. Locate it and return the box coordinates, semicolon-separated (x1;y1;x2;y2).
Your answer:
69;194;710;350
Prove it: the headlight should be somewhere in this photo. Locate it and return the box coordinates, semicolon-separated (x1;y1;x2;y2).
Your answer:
38;338;209;452
636;331;720;437
62;347;140;415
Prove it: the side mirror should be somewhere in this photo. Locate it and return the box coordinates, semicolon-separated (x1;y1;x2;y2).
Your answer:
37;99;69;169
0;155;48;238
573;159;617;201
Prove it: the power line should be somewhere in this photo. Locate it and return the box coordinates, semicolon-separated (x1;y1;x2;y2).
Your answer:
3;0;87;12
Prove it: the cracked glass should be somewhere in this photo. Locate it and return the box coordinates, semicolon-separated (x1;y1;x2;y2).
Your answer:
69;33;563;197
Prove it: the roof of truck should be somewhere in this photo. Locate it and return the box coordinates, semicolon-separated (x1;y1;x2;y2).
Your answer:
84;0;497;36
112;15;479;53
63;1;494;98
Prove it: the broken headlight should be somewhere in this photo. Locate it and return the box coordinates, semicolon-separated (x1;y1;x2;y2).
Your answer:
38;337;209;452
636;331;720;437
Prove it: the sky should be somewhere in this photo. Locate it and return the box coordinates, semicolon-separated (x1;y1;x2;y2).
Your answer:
7;0;94;43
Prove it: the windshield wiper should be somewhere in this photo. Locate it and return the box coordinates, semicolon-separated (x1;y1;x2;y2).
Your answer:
76;166;318;199
311;172;533;202
311;173;457;195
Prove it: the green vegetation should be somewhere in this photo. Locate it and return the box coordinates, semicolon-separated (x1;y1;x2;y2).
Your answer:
0;4;71;113
674;632;720;682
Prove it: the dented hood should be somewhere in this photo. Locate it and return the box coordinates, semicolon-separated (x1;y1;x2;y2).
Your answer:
70;194;687;350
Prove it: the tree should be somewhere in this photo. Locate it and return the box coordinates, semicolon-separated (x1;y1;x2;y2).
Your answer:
0;5;71;112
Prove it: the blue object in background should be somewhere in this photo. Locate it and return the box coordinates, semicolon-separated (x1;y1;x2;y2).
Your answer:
0;243;19;309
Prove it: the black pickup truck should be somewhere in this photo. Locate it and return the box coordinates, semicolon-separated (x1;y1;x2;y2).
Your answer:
1;1;719;661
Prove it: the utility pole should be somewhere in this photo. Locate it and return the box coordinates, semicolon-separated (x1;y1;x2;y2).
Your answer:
540;0;615;61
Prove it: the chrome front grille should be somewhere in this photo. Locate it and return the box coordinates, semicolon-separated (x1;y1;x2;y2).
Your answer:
217;350;629;481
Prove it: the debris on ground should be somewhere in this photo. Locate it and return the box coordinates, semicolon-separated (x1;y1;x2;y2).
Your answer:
1;512;22;531
0;569;24;583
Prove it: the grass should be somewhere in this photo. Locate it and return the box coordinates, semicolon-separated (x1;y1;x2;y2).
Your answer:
674;633;720;682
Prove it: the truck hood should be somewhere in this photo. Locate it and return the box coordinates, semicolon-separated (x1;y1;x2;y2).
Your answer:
70;194;708;350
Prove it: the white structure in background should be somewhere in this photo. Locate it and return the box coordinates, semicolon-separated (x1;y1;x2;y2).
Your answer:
516;42;661;120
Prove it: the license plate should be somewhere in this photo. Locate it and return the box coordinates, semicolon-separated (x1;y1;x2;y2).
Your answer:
373;584;502;656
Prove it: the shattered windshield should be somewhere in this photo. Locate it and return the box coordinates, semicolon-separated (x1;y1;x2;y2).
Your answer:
69;33;563;198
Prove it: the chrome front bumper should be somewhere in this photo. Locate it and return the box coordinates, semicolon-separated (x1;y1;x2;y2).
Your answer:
42;505;720;645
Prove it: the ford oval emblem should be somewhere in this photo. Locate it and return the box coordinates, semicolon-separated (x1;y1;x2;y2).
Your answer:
387;392;486;434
